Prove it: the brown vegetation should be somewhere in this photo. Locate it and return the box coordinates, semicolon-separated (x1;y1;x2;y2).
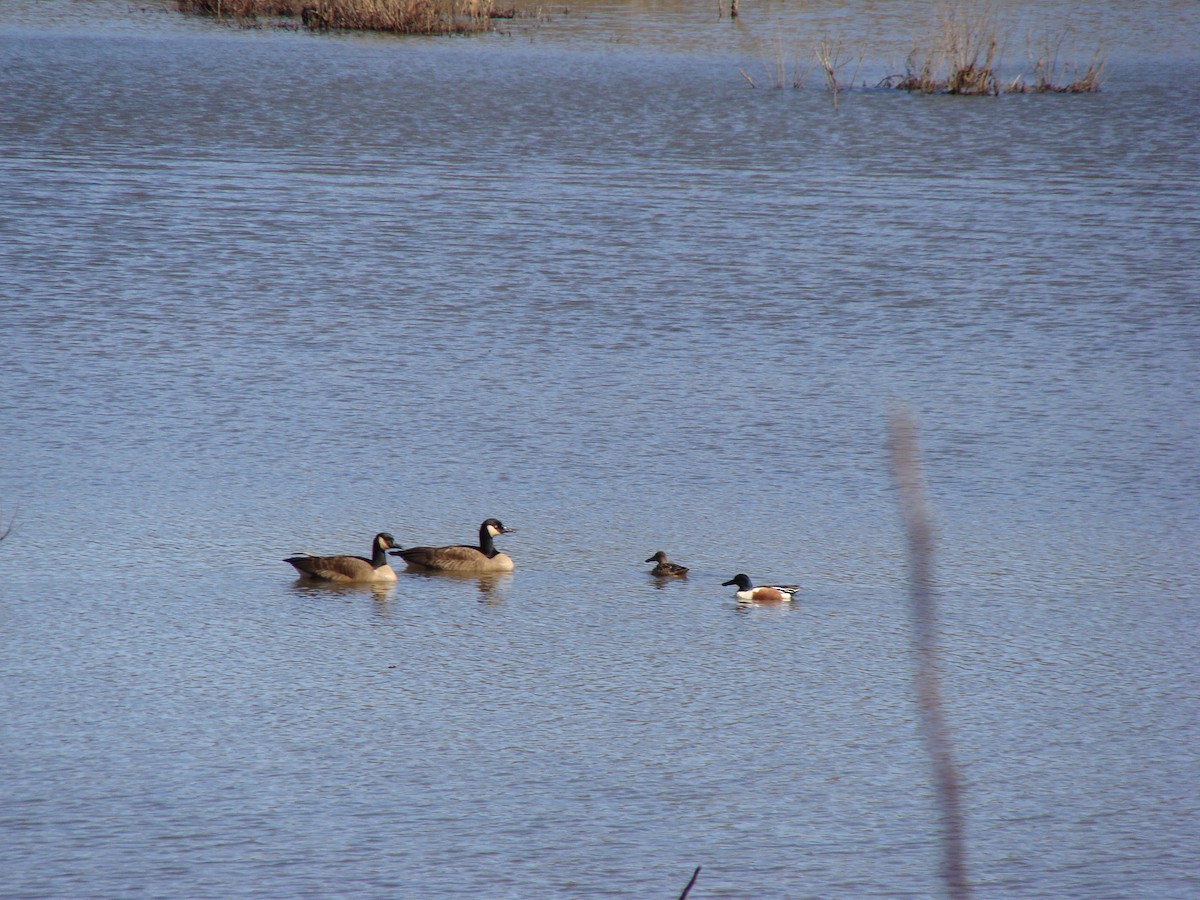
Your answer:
741;5;1103;102
882;5;1105;96
177;0;509;35
1014;39;1107;93
888;5;1002;95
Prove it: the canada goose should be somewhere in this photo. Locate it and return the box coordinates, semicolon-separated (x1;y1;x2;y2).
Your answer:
390;518;514;574
285;532;400;583
722;573;798;604
646;550;689;578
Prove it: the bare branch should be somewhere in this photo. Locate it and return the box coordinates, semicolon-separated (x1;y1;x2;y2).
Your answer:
678;865;702;900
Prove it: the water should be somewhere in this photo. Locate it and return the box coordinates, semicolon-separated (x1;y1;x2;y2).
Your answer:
1;1;1198;897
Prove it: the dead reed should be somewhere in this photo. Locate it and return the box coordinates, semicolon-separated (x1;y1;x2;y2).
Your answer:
177;0;504;35
742;28;868;101
738;4;1102;102
882;4;1105;95
1013;36;1107;93
815;35;864;110
891;4;1001;95
177;0;300;20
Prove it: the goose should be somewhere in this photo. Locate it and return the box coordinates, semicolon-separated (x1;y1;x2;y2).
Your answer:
646;550;689;578
722;573;798;604
390;518;514;574
285;532;400;583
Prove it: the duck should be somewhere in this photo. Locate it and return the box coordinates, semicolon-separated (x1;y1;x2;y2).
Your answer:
390;518;514;574
646;550;689;578
285;532;401;583
722;573;798;604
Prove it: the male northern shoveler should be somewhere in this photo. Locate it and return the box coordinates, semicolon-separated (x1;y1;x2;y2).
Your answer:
646;550;689;578
722;573;798;603
390;518;515;574
285;532;400;583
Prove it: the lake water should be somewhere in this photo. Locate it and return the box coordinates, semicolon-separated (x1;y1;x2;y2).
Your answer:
1;1;1197;897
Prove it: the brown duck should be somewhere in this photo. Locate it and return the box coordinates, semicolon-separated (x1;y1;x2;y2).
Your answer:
646;550;689;578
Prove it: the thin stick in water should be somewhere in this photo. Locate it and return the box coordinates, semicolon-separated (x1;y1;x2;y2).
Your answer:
888;408;971;899
678;865;702;899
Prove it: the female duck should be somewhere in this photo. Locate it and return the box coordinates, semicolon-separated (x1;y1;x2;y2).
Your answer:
391;518;514;574
285;532;400;583
646;551;689;578
722;573;798;604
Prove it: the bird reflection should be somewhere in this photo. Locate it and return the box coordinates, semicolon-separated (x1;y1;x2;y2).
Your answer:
288;579;396;603
401;568;511;604
733;600;795;616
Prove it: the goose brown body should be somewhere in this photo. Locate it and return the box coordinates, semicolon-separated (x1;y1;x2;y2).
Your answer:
391;518;514;574
646;550;689;578
285;532;400;583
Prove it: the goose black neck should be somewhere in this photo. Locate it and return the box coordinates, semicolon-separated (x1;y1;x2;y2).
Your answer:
478;523;498;558
371;539;389;567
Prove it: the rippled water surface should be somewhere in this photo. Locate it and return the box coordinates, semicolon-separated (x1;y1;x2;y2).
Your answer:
2;1;1198;897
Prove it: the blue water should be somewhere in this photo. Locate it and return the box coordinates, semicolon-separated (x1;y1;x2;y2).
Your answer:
1;2;1198;897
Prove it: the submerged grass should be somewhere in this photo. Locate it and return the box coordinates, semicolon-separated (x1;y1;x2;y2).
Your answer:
177;0;509;35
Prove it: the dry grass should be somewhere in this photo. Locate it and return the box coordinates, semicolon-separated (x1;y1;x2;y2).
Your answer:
177;0;299;19
884;4;1105;95
741;28;867;103
1061;50;1106;92
740;26;810;90
1014;35;1107;93
178;0;506;34
302;0;498;34
891;4;1001;96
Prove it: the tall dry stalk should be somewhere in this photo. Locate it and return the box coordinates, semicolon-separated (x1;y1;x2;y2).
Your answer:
888;408;971;900
742;26;810;90
815;36;862;109
770;28;788;89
